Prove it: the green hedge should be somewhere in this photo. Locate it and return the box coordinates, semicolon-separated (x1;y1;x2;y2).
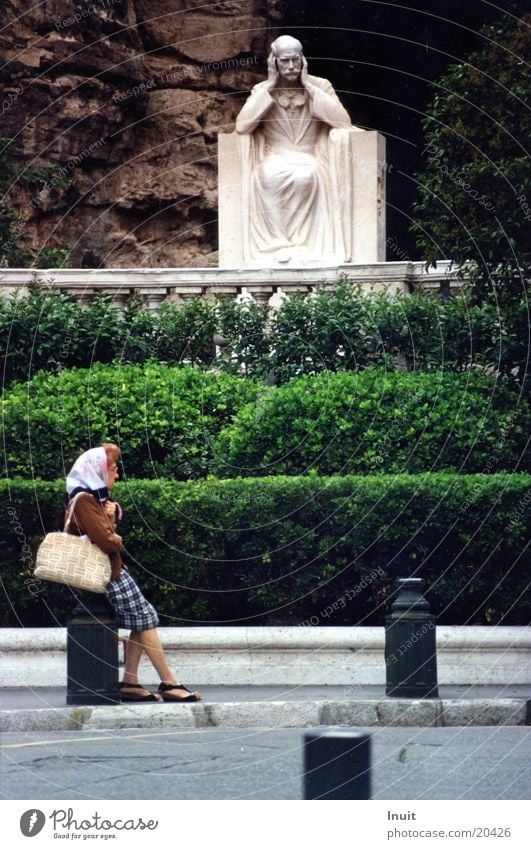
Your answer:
214;369;529;477
1;363;258;480
2;366;527;482
1;474;529;627
266;278;529;386
1;283;528;388
0;290;218;386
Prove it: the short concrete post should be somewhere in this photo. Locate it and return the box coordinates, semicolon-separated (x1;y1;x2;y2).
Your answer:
303;731;371;799
385;577;438;698
66;592;119;705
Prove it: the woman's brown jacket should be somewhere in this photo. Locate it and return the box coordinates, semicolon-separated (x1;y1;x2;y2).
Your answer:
65;493;123;581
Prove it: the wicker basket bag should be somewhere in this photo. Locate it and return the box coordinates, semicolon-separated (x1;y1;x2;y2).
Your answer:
35;493;112;593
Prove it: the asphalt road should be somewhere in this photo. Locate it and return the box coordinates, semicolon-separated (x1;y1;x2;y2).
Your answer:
1;725;530;801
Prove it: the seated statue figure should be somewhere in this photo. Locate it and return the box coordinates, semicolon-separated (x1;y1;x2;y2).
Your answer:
217;35;385;267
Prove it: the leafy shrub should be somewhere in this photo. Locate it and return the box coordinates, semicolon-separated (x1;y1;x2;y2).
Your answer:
214;369;529;478
1;282;528;390
1;474;529;627
216;297;271;378
0;289;221;387
268;280;528;386
1;363;258;480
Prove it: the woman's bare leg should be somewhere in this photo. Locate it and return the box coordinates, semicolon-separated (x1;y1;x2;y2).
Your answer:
120;632;161;698
122;633;144;683
131;628;201;700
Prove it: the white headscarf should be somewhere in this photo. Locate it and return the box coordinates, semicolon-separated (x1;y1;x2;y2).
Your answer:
66;447;108;500
66;446;123;519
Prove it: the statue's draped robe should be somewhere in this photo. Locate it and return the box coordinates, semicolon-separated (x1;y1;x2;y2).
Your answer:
235;75;356;265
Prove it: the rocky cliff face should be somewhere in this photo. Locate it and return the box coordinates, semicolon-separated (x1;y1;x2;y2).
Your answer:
1;0;285;267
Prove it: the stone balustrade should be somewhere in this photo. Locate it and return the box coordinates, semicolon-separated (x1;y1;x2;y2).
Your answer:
0;261;459;310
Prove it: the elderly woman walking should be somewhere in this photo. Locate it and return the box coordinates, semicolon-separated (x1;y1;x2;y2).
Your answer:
65;443;201;703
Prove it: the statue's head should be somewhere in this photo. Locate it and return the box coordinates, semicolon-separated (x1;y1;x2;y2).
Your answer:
271;35;304;82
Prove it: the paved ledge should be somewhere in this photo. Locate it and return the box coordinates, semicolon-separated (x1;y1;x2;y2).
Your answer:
0;693;528;733
1;627;530;687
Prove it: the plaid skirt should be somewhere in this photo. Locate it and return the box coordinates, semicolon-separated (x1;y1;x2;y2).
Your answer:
105;570;159;631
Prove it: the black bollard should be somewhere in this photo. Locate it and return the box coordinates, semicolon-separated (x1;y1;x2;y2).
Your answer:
66;591;120;705
385;577;438;699
304;731;371;800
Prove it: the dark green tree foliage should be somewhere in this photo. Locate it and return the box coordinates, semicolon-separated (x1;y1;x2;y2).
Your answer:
411;15;531;306
216;297;270;378
214;369;528;477
0;290;121;385
2;475;529;627
267;278;522;381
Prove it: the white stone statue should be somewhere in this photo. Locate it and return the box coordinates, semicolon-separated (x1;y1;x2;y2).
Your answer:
218;35;386;268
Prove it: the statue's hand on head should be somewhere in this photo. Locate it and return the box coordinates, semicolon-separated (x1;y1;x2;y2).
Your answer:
300;55;314;94
266;50;279;90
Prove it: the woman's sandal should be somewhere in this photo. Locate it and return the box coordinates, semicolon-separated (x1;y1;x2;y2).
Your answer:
158;682;202;703
119;682;161;702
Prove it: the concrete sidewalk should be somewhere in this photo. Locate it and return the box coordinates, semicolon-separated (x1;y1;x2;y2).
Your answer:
1;684;529;732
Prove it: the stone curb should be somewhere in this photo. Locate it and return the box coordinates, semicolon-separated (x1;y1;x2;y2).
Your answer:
3;626;530;688
1;699;528;733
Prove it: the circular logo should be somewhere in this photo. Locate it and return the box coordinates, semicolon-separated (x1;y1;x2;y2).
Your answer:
20;810;46;837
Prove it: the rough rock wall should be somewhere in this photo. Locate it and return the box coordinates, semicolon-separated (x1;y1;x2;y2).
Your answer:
1;1;285;267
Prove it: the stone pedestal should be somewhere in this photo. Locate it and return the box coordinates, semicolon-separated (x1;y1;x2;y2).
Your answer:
66;593;119;706
304;731;371;799
385;578;439;699
218;130;386;267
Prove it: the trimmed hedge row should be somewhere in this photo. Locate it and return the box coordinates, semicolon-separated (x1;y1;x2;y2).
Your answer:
2;366;527;481
1;363;258;480
1;474;529;627
217;368;529;476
